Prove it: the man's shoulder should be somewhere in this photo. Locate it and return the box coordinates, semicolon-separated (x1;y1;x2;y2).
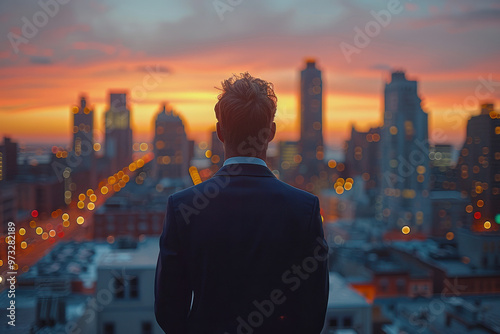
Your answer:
271;178;318;202
168;179;212;202
168;173;318;206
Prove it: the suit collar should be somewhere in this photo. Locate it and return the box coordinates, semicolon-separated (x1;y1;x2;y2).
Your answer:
223;156;267;167
213;163;276;178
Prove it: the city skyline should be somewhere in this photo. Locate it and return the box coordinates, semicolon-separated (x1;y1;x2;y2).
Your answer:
1;2;500;333
1;0;500;147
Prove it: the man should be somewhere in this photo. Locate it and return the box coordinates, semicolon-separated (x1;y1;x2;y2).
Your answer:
155;73;329;334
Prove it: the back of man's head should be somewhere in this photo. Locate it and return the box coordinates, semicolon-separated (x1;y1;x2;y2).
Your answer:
214;73;277;155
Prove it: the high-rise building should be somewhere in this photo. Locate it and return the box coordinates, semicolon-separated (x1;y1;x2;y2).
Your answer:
153;104;190;180
457;103;500;232
278;140;300;184
429;144;458;191
0;136;18;182
428;144;468;237
72;96;94;170
210;130;224;168
104;92;133;173
0;137;18;235
344;126;382;218
344;126;381;191
380;71;430;234
299;59;324;181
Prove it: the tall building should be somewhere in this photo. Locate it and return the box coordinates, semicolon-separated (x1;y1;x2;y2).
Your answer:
427;144;468;237
0;137;18;235
344;126;381;191
344;126;382;217
0;137;18;182
153;104;190;180
104;92;133;173
72;95;94;170
380;71;430;234
278;140;300;184
299;59;324;182
210;130;224;168
457;103;500;232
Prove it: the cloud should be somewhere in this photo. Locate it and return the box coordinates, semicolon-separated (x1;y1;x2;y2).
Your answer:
30;56;52;65
136;65;170;73
0;0;499;148
369;64;393;72
419;8;500;27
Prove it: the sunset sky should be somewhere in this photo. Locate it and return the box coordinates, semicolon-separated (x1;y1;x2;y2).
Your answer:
1;0;499;151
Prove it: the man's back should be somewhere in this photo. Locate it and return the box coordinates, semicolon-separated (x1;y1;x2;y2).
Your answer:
155;163;329;333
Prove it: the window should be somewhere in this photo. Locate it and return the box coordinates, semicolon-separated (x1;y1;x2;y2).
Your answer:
103;322;115;334
329;318;338;328
380;278;388;292
139;221;148;232
397;278;406;294
114;275;139;299
142;322;152;334
130;276;139;299
114;277;125;299
153;216;161;232
343;316;353;327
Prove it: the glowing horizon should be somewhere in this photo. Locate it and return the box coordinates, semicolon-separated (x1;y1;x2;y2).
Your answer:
1;0;499;150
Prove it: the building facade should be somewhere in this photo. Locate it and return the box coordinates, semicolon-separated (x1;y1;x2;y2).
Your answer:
72;96;95;171
380;71;431;234
298;59;324;183
104;92;133;174
456;103;500;232
153;104;190;180
96;238;162;334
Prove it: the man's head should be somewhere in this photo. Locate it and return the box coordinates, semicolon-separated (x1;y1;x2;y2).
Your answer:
214;72;277;158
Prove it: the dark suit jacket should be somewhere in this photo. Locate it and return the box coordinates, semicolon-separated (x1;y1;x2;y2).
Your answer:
155;163;329;334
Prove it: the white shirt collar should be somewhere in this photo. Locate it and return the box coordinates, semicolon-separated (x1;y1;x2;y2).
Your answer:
223;156;267;167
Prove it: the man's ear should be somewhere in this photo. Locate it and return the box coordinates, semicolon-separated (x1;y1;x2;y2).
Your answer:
268;122;276;142
216;122;224;143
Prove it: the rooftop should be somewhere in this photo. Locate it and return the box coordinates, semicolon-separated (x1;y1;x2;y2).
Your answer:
391;239;500;277
0;287;89;334
95;176;181;214
20;241;111;288
328;273;370;308
98;237;159;270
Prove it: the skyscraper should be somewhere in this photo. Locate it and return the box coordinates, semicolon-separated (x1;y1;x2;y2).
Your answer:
380;71;430;234
104;92;133;173
0;137;17;235
153;104;190;180
299;59;324;182
72;95;94;170
210;130;224;168
457;103;500;232
344;126;381;191
0;136;18;182
279;140;300;184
